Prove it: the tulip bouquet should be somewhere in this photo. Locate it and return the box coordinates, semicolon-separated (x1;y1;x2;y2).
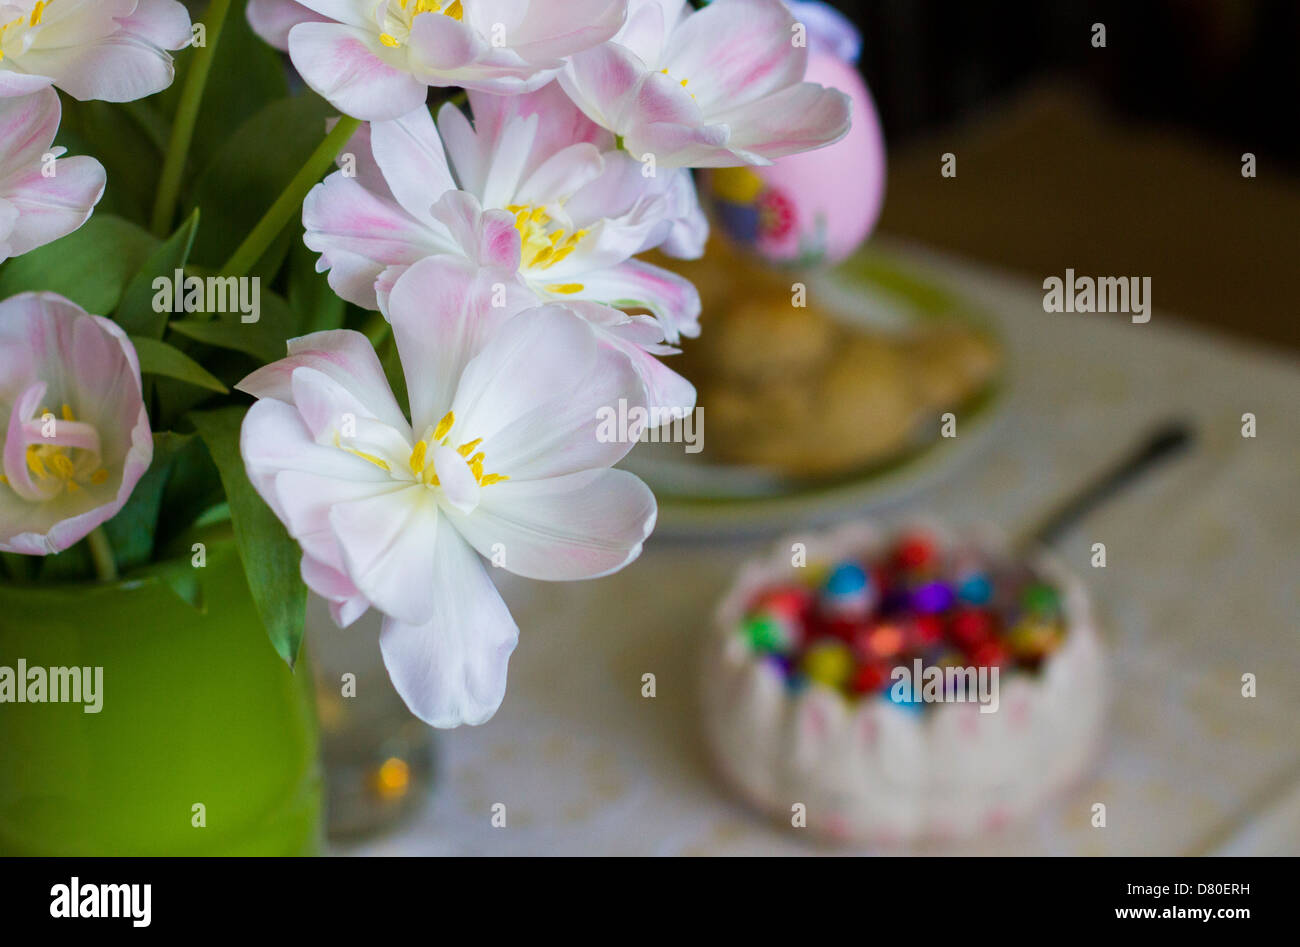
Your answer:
0;0;850;728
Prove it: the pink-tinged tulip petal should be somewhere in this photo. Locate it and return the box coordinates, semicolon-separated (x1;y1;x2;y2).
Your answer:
288;22;429;121
571;258;700;341
558;40;653;135
0;292;151;555
448;468;655;581
300;551;370;627
664;0;805;111
716;79;852;162
248;0;328;51
0;72;54;97
0;89;105;264
302;173;449;308
449;305;599;445
240;397;391;532
118;0;194;50
502;0;630;63
237;329;411;435
429;191;522;270
561;0;851;168
283;0;626;119
330;484;441;625
460;316;655;481
2;0;193;102
568;302;696;417
405;7;481;75
369;106;457;226
379;528;518;728
385;255;534;433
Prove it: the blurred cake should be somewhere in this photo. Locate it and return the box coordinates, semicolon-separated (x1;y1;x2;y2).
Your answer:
700;519;1106;844
657;242;1001;479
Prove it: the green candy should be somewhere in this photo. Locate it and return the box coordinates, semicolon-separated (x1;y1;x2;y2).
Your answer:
1021;582;1061;617
743;613;788;653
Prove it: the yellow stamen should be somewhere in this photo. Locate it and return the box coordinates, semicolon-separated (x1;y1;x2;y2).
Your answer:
433;411;455;442
333;432;391;471
409;439;427;474
345;448;390;471
91;469;109;485
25;445;46;479
456;438;482;458
61;403;74;421
546;283;585;295
478;473;509;486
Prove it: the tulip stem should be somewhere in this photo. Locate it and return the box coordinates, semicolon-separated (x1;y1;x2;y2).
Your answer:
150;0;232;238
87;527;119;583
221;116;362;279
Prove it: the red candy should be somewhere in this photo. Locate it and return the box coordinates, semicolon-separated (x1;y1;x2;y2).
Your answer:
850;662;889;694
950;608;994;649
755;586;813;620
910;614;945;648
819;616;863;644
970;639;1007;668
894;532;936;571
854;623;905;660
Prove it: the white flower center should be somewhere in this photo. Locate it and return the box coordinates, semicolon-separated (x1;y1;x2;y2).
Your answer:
1;403;108;501
0;0;48;63
507;203;587;296
376;0;462;49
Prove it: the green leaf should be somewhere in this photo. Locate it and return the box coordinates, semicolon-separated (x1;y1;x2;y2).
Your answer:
115;209;201;337
166;286;299;364
163;3;288;183
190;405;306;667
101;432;193;571
0;215;158;315
131;336;229;393
168;318;276;362
184;95;334;272
288;238;346;334
155;432;226;548
56;100;162;224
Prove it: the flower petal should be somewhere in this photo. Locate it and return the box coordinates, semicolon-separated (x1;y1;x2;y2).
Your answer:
288;21;428;121
379;527;519;728
447;467;656;581
385;255;535;434
237;328;411;437
370;105;456;227
329;484;441;625
568;258;701;341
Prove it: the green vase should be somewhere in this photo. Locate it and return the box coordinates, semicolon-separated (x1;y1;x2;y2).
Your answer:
0;529;323;855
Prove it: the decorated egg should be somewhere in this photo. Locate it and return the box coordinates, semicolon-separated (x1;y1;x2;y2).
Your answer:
704;51;886;267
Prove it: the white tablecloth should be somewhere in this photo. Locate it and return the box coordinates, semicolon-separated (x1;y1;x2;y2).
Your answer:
338;242;1300;856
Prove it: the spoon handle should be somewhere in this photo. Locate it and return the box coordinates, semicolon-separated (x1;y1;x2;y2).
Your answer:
1018;420;1196;551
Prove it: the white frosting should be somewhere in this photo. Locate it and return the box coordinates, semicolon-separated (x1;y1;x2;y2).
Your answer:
701;519;1108;843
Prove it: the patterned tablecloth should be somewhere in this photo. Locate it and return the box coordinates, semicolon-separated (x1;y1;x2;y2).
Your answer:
337;242;1300;856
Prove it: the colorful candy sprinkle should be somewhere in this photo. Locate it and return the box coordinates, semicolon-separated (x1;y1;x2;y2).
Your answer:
738;532;1069;708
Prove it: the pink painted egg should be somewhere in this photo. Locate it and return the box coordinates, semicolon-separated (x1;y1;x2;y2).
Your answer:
705;53;886;267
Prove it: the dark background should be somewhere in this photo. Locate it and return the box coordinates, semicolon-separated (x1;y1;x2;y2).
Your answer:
830;0;1300;350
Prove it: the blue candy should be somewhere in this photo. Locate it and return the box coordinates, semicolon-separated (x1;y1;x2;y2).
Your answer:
957;571;993;606
824;561;869;597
